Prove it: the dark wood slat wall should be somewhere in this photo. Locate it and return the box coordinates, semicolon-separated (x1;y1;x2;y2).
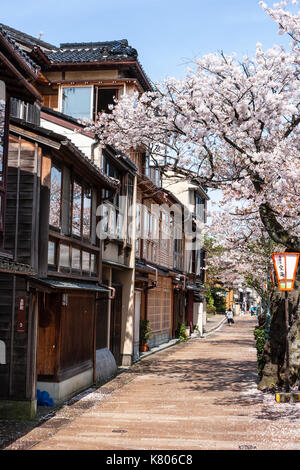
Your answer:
0;274;36;400
0;134;41;401
5;136;41;266
0;274;14;399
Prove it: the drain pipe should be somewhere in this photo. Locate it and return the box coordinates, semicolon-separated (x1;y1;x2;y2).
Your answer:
145;264;158;291
96;285;115;300
172;274;186;291
107;286;115;300
180;274;186;290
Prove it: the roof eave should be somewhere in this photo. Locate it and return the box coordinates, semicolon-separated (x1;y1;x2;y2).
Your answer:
0;50;42;102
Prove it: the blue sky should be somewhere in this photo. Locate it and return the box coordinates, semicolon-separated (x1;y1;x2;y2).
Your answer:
1;0;290;83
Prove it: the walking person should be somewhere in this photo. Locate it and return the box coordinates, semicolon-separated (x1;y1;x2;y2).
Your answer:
226;308;234;326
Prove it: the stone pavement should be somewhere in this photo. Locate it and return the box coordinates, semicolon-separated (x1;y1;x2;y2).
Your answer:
137;314;226;362
4;315;300;450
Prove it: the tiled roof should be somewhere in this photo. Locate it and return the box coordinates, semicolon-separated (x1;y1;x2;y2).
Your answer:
0;23;57;51
32;278;110;292
10;116;120;190
44;40;138;64
61;139;120;190
0;25;40;78
0;256;35;275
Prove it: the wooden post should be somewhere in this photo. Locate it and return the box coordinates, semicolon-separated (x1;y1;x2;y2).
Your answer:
285;291;290;393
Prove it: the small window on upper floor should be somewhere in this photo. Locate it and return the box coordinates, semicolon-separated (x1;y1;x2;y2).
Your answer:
60;86;119;121
49;165;62;229
94;87;119;118
72;181;83;236
195;192;205;222
61;86;92;120
10;98;40;125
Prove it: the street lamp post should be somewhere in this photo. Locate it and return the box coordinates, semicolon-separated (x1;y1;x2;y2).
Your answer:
272;252;300;392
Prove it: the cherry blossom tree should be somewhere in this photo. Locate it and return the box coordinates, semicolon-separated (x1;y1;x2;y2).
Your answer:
89;1;300;390
91;1;300;249
205;209;280;294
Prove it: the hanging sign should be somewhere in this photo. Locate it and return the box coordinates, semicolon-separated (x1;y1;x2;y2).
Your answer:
17;296;26;332
272;252;300;291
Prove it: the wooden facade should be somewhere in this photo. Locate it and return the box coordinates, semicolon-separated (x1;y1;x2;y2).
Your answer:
0;29;44;418
133;150;189;349
0;24;210;419
0;113;117;417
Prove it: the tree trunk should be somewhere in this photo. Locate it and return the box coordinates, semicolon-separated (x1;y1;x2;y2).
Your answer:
258;278;300;391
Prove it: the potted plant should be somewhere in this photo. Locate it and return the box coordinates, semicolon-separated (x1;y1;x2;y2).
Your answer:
175;323;188;342
140;319;152;352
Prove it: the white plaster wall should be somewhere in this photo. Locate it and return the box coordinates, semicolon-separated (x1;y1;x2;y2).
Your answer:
37;368;93;404
193;302;203;336
40;118;96;159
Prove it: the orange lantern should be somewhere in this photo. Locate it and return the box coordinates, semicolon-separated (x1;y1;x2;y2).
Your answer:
272;252;300;291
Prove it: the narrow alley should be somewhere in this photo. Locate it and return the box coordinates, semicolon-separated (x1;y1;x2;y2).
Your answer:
5;315;300;451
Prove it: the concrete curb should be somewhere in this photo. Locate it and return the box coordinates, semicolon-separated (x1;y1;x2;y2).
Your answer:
132;338;181;364
132;316;227;365
203;316;227;337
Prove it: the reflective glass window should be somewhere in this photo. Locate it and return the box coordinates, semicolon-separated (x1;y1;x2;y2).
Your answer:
48;241;56;265
60;244;70;268
49;165;62;228
72;182;82;236
62;87;92;120
83;187;91;238
72;247;81;270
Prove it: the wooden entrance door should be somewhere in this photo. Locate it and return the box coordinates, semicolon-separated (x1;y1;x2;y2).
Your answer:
37;292;60;378
110;284;122;365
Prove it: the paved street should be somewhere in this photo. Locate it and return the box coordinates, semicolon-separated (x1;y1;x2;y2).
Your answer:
5;315;300;451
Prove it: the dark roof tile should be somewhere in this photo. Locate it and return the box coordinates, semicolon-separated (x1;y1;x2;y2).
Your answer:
0;25;40;77
0;256;35;275
0;23;57;51
10;116;120;190
45;40;138;64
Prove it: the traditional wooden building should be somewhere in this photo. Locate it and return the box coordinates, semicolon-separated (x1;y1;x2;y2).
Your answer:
0;26;152;368
0;26;43;419
5;112;118;416
131;151;188;354
0;24;211;409
2;113;118;417
162;172;209;336
0;27;119;416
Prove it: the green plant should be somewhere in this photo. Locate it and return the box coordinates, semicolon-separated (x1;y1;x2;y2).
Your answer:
140;319;152;344
175;323;188;342
206;287;226;314
206;305;217;315
253;327;266;379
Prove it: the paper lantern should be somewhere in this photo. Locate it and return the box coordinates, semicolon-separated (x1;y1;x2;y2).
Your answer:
272;252;300;291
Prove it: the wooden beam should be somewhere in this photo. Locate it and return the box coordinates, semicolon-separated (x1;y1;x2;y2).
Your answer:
9;125;61;149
